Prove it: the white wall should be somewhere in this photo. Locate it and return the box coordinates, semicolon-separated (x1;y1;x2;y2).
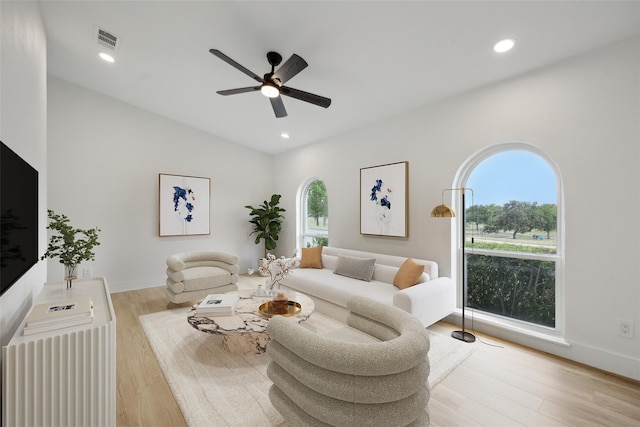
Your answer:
273;37;640;380
47;78;273;292
0;2;48;349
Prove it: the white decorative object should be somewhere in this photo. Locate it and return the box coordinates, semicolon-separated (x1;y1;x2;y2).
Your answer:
2;278;116;427
258;250;298;291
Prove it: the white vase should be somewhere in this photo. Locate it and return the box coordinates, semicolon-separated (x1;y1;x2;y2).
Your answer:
265;278;280;292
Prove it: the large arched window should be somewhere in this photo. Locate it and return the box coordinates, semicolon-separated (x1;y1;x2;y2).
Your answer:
457;143;564;336
297;177;329;249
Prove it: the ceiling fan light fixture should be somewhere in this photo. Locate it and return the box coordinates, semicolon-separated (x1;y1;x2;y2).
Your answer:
261;83;280;98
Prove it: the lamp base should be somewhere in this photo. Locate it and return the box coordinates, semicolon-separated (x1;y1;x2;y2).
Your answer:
451;330;476;343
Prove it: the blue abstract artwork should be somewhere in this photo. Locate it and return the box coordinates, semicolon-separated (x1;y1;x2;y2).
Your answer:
159;174;210;236
173;186;195;222
360;162;408;237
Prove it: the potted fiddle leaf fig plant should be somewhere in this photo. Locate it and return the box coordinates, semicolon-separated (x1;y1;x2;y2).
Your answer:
245;194;286;258
41;209;101;289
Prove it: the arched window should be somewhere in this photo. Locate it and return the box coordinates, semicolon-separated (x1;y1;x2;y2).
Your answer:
457;142;564;335
297;177;329;249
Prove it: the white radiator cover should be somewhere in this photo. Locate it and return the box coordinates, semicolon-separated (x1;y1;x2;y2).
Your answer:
2;278;116;427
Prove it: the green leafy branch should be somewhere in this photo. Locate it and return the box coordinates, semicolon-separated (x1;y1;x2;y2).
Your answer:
41;209;101;270
245;194;285;257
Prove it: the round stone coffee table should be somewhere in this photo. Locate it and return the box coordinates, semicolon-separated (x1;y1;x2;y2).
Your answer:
187;289;314;355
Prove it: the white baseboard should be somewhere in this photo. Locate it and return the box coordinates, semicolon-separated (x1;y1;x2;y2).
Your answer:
108;276;165;293
445;312;640;381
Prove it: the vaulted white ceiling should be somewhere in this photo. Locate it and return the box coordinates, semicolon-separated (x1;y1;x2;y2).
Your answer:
39;1;640;154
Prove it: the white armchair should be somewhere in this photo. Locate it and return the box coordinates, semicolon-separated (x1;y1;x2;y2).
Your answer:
165;251;239;303
266;295;430;426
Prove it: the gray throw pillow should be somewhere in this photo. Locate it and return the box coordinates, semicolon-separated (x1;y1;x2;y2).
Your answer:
333;255;376;281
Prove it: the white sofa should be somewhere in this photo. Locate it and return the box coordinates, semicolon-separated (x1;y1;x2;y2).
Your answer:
279;246;456;327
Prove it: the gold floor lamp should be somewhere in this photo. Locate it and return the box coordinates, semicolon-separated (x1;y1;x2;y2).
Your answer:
431;187;476;343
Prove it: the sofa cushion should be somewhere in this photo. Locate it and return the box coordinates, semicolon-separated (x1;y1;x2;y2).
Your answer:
393;258;425;289
281;269;395;308
166;251;239;271
371;264;398;284
334;255;376;281
300;247;323;269
166;273;237;293
166;266;230;284
322;254;338;270
166;284;238;304
322;246;438;279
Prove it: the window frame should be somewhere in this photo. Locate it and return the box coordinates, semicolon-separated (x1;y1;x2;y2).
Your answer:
296;176;329;250
455;142;566;340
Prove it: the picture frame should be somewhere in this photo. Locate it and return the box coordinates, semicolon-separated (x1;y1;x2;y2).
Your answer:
159;173;210;236
360;161;408;237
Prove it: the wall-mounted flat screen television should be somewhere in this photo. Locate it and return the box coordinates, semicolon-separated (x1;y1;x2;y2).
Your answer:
1;141;39;296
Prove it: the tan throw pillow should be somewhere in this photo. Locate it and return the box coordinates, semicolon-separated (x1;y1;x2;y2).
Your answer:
393;258;425;289
299;246;323;269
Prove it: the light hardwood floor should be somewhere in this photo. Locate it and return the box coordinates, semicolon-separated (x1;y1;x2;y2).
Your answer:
112;280;640;427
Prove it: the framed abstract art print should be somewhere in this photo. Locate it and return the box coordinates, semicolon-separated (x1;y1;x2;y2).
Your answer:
360;161;408;237
159;173;210;236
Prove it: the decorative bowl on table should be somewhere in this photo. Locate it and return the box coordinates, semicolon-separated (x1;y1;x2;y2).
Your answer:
258;300;302;318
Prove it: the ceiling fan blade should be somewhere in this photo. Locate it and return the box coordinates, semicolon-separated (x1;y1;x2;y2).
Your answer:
270;96;288;118
209;49;264;83
280;86;331;108
272;54;308;85
217;86;261;96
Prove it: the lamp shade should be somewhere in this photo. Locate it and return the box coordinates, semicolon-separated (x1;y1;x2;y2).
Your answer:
430;204;455;218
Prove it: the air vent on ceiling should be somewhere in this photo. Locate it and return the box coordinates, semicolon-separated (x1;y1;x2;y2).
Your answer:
95;26;120;51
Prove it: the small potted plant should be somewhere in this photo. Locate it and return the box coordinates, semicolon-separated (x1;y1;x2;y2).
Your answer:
41;209;101;289
245;194;286;258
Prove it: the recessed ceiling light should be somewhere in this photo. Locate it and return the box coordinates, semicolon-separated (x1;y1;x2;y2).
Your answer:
281;133;290;139
98;52;116;63
494;38;515;53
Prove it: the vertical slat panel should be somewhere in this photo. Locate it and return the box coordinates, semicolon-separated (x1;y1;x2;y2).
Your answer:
3;325;116;426
18;342;27;426
34;339;42;427
25;341;34;427
2;286;116;426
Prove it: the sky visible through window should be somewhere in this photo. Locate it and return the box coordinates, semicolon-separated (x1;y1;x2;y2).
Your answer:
466;151;556;206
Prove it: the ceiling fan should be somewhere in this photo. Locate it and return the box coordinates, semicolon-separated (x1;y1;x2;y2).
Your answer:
209;49;331;118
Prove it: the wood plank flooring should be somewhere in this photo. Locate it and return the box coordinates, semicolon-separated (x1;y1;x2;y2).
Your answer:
112;279;640;427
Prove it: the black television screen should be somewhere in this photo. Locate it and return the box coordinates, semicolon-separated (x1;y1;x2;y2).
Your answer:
1;141;39;296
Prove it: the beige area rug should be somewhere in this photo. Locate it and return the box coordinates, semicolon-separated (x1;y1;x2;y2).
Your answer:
139;307;475;427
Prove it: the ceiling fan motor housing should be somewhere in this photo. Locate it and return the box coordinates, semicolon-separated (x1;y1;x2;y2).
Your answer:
266;51;283;67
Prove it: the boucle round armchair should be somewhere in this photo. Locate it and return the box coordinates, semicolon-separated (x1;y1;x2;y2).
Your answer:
165;251;239;304
266;295;430;426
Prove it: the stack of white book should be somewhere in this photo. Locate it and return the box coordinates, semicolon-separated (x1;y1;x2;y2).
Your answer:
193;293;239;317
23;296;94;336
